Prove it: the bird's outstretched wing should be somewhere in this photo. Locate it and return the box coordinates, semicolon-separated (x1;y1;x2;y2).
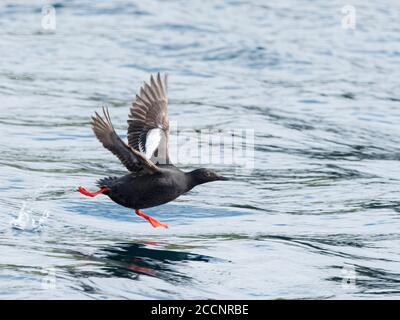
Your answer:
127;73;170;164
91;107;159;174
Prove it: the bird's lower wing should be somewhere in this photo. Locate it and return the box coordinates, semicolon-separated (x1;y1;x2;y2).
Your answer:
91;107;159;174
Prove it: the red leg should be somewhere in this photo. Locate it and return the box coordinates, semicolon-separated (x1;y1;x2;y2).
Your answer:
135;209;168;229
77;186;108;197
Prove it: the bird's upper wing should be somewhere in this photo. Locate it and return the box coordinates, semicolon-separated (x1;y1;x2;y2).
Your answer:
91;107;160;174
127;73;170;164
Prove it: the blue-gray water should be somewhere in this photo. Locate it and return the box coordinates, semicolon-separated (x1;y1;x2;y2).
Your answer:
1;0;400;299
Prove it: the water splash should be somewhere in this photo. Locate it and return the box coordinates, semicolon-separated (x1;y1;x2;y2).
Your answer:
11;204;49;232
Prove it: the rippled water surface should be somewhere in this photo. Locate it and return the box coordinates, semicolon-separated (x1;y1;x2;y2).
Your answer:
1;0;400;299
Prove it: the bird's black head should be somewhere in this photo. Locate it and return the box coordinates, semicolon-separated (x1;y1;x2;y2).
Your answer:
188;168;229;186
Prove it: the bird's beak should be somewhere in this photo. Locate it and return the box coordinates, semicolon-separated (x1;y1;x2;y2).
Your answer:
217;175;229;181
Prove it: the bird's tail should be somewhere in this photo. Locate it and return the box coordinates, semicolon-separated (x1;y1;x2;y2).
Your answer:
96;176;118;189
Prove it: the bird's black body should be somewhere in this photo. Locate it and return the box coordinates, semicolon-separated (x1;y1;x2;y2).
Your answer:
78;73;228;228
98;165;226;210
98;166;189;209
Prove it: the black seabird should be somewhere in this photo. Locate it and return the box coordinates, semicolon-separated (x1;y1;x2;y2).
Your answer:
78;73;228;228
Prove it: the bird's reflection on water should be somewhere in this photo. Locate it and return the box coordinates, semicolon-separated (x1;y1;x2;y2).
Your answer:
70;241;214;284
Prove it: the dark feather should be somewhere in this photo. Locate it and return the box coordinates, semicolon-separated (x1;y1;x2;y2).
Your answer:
127;73;170;164
91;106;159;174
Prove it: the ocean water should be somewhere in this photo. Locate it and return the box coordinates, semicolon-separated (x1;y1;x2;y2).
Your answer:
1;0;400;299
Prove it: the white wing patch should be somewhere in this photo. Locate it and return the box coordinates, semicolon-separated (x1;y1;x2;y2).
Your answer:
145;128;162;159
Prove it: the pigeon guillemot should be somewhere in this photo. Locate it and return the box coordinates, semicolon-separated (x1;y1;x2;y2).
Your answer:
77;73;228;228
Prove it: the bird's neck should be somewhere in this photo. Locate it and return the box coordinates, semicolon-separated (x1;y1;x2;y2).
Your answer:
184;172;199;191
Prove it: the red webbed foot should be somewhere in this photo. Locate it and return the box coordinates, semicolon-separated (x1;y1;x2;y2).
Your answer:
135;209;168;229
77;186;108;197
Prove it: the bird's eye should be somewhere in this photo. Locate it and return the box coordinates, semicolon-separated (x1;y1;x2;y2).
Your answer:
205;172;211;177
